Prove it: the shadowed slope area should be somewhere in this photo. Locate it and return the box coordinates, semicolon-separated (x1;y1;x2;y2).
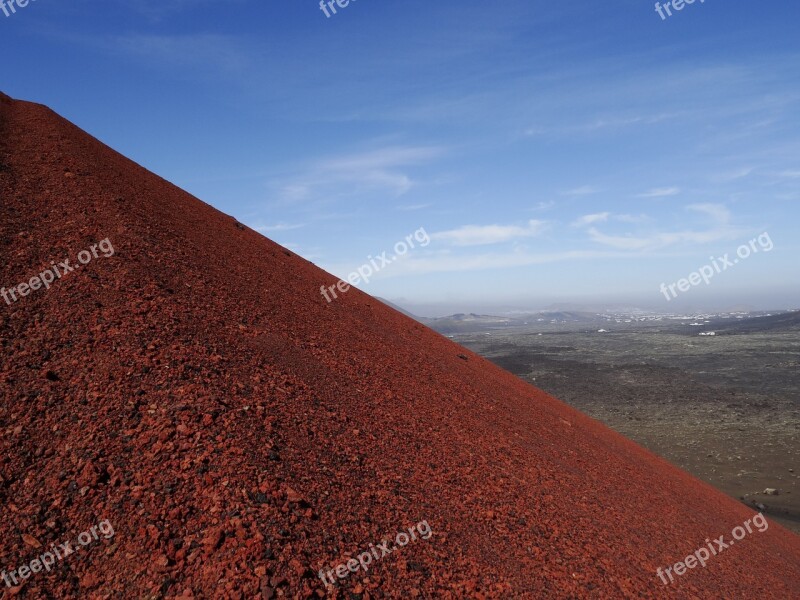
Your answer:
1;93;799;598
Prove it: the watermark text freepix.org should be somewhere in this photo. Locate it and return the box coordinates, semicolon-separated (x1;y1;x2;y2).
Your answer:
2;238;115;307
318;520;432;586
319;0;358;18
660;232;773;301
656;512;767;584
321;228;429;303
0;0;37;19
655;0;705;21
2;519;115;588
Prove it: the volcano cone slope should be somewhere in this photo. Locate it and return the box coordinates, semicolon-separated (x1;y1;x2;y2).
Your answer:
1;93;799;598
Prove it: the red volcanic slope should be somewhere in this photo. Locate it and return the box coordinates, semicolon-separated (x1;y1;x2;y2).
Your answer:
1;92;799;599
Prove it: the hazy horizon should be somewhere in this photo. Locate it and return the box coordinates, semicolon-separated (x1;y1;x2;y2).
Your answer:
388;298;800;321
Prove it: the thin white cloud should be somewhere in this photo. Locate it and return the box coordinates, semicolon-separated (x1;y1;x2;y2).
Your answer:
110;33;250;77
777;169;800;179
712;167;755;182
776;192;800;201
395;203;431;211
523;127;545;137
586;227;741;251
687;203;731;224
279;185;311;202
572;212;610;227
116;0;237;19
584;112;677;131
431;220;546;246
636;187;680;198
354;249;635;277
615;213;652;224
276;145;444;202
561;185;599;196
585;203;742;251
524;113;681;137
254;222;305;233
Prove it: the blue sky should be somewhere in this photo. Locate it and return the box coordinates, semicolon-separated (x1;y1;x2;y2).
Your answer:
2;0;799;316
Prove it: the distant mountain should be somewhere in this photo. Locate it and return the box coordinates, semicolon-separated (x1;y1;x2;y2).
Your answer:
418;313;528;334
419;310;608;334
375;297;422;320
518;311;604;323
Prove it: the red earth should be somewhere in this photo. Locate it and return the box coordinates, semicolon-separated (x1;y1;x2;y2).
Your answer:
1;92;798;598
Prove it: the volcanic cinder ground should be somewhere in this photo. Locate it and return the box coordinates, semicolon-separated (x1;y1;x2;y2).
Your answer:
1;92;799;598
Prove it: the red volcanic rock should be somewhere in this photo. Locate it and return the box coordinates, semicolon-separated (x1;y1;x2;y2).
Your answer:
1;93;799;598
20;534;41;549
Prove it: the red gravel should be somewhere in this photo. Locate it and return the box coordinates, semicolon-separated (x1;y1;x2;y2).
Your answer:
1;91;799;599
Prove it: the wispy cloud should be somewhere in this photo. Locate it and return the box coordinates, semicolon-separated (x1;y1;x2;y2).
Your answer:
365;249;634;277
586;226;742;251
110;33;251;77
431;220;546;246
253;222;305;233
582;112;678;131
585;203;741;251
615;214;652;224
636;187;680;198
561;185;599;196
572;212;610;227
115;0;236;20
712;167;755;182
687;203;731;224
395;203;431;211
278;185;311;203
524;111;682;138
275;145;444;202
574;212;653;228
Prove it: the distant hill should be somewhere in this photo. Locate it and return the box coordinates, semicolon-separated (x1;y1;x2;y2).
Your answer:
418;313;528;334
375;297;422;320
420;310;605;334
712;310;800;334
